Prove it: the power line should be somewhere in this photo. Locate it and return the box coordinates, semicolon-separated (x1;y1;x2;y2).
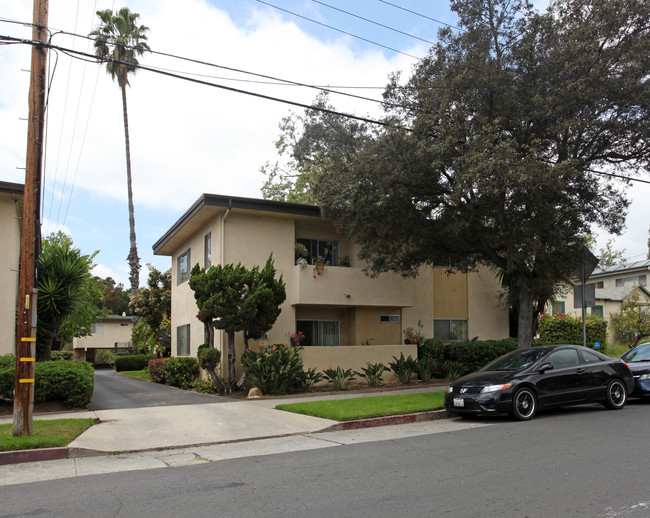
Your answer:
312;0;436;45
255;0;420;59
377;0;464;32
5;33;648;188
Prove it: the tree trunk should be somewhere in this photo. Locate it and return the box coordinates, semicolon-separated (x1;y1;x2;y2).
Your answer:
227;331;236;393
121;83;140;297
517;274;535;349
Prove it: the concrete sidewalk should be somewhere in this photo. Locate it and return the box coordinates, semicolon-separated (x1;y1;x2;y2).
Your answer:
0;384;448;466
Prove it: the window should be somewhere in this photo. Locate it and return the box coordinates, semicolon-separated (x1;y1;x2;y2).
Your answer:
177;248;191;285
177;324;190;356
546;349;580;369
296;320;340;346
434;319;468;341
380;315;400;323
552;301;565;316
616;275;647;287
296;238;339;266
591;305;604;318
204;232;211;268
90;324;104;334
579;349;601;364
594;281;604;289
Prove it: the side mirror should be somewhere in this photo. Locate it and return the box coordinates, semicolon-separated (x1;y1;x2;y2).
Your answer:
538;363;553;373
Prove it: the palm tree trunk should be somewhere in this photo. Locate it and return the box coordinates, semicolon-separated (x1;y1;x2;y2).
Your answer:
121;83;140;297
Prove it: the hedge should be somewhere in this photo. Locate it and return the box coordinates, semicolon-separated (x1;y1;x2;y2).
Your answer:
147;357;199;389
0;358;94;407
538;314;608;348
115;354;155;372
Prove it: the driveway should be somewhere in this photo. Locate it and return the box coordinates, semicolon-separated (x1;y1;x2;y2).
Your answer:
87;369;232;410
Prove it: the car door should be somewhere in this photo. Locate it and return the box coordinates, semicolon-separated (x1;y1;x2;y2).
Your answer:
577;348;613;400
535;348;586;407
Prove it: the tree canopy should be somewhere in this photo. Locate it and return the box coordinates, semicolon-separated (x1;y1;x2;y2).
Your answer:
189;255;286;390
37;232;103;361
263;0;650;348
130;265;171;355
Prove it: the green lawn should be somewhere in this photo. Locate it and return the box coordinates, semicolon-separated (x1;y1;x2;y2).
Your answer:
275;392;446;421
0;419;94;451
119;369;151;381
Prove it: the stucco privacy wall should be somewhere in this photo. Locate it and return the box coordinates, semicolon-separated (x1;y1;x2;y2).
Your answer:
0;185;22;356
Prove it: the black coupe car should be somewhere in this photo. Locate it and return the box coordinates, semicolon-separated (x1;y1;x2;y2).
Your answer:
620;343;650;398
445;345;634;421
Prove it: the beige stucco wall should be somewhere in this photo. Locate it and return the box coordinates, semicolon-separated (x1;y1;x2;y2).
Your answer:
468;265;510;340
0;194;21;356
72;320;134;350
165;205;510;380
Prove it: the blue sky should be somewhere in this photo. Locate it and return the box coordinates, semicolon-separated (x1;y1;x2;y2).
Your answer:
1;0;648;288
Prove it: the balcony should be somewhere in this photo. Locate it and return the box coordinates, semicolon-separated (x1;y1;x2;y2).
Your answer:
289;265;413;307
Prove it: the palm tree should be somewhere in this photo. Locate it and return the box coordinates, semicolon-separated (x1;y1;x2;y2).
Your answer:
89;8;150;297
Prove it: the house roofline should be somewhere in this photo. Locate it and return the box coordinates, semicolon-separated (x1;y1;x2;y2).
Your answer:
152;194;322;255
0;181;24;196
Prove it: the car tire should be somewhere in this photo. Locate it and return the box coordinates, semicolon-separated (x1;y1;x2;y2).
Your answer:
511;387;537;421
603;379;627;410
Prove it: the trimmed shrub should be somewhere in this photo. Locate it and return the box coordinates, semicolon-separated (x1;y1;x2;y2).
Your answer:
441;338;518;375
163;357;199;389
0;354;16;369
419;338;444;362
51;351;74;361
0;359;94;407
148;358;167;384
115;354;155;372
93;349;115;367
0;366;13;399
241;343;306;394
34;361;94;407
538;314;608;348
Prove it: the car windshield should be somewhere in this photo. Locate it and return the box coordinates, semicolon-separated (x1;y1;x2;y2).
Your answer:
622;344;650;362
480;348;550;372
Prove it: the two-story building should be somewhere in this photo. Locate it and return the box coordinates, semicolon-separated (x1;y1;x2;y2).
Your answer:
72;315;136;362
551;259;650;344
153;194;510;377
0;181;23;356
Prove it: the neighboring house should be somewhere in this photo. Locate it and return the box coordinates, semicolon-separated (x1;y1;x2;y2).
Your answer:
0;181;23;356
72;315;135;362
551;260;650;344
153;194;510;378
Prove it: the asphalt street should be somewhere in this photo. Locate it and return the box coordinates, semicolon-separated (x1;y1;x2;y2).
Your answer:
1;399;648;517
87;368;231;410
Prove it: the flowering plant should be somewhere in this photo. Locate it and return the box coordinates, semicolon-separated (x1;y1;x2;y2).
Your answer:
313;259;326;278
289;331;305;346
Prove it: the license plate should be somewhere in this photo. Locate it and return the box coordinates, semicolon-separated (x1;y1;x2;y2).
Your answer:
453;397;464;408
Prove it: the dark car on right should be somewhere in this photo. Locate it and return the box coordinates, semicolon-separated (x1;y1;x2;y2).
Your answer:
621;343;650;398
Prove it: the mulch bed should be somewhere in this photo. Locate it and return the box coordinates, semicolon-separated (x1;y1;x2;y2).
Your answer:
0;399;77;417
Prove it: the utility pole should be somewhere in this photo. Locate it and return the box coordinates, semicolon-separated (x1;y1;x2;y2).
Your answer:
13;0;49;437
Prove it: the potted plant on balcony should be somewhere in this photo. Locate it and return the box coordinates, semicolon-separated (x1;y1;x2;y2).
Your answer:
295;243;308;265
403;320;424;345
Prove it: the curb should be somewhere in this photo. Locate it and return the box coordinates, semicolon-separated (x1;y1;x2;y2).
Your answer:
2;409;449;465
321;409;448;432
0;447;68;466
